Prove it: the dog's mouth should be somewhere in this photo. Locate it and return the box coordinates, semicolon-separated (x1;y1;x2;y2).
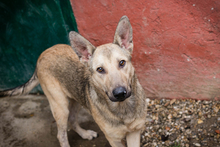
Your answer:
106;86;132;102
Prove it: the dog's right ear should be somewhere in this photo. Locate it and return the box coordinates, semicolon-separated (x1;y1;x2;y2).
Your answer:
113;16;133;54
69;31;96;63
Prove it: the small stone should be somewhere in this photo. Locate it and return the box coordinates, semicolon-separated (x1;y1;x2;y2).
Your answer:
165;126;171;131
152;115;158;121
155;105;161;108
213;106;219;113
170;99;176;105
164;101;170;107
193;143;201;146
197;119;203;124
192;135;197;138
198;111;202;117
176;115;182;118
186;129;191;135
173;106;179;110
146;118;153;122
217;117;220;123
203;101;210;105
215;130;220;134
168;114;172;119
173;112;177;118
210;133;215;137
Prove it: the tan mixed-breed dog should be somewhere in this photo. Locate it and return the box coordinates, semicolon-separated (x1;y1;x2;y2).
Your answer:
0;16;147;147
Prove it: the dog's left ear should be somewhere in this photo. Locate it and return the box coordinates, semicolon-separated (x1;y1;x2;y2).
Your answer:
113;16;133;54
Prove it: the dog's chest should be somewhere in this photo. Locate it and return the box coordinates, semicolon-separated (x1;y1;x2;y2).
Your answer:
92;110;145;139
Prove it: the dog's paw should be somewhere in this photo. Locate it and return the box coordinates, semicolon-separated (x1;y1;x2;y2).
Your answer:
81;130;98;140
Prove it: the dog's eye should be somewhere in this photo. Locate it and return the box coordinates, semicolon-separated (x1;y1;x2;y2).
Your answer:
119;60;126;68
97;67;105;73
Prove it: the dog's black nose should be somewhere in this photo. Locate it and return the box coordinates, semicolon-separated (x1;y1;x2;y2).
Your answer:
112;87;127;100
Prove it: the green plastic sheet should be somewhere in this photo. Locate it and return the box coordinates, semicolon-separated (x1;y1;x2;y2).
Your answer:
0;0;78;93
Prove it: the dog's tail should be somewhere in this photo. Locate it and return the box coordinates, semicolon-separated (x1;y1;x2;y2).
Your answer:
0;70;39;98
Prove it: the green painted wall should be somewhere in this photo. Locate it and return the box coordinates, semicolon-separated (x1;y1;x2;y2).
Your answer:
0;0;78;93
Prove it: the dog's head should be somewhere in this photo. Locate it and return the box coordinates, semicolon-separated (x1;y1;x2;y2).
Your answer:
69;16;134;102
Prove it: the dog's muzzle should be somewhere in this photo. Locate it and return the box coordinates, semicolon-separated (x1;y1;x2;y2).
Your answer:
110;86;131;102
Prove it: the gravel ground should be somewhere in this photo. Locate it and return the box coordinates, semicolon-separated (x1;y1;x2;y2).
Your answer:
141;99;220;147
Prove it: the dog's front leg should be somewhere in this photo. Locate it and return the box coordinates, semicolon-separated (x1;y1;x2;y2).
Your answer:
126;130;141;147
106;136;125;147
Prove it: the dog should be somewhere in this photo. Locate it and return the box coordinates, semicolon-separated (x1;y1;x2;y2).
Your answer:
0;16;147;147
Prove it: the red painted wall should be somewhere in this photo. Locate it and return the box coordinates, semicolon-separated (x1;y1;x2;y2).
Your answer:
70;0;220;100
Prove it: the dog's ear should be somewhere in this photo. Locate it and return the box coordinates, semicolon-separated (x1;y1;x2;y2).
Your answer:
69;31;96;63
113;16;133;54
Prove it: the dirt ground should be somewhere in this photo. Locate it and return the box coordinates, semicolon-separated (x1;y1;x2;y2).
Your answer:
0;95;110;147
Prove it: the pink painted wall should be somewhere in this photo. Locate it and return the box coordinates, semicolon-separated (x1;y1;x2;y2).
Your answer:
70;0;220;100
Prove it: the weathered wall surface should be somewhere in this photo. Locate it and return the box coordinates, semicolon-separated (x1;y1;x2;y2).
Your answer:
70;0;220;100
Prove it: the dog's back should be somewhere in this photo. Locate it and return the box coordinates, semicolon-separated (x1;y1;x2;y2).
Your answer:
37;44;90;107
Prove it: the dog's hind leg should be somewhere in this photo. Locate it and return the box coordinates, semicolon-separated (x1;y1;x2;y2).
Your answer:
40;80;70;147
68;99;98;140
